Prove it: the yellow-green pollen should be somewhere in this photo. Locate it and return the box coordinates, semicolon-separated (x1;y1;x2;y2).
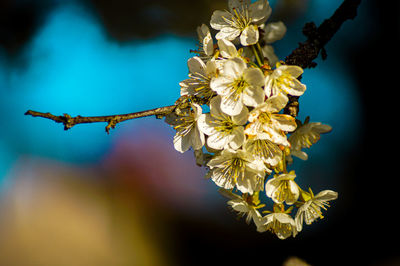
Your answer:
249;139;281;162
174;115;195;137
220;157;245;184
225;77;248;105
188;72;214;99
212;116;238;135
222;7;252;31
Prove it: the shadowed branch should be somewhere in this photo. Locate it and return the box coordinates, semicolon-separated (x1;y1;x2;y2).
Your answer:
283;0;362;117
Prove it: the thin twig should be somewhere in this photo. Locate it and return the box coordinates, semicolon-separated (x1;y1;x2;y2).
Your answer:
284;0;362;117
25;105;176;134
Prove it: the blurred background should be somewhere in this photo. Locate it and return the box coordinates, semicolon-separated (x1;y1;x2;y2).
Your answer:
0;0;397;265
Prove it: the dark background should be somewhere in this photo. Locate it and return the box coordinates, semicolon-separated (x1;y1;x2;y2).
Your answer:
0;0;398;265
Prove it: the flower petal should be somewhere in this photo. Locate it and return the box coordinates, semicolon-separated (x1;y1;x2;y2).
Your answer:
240;25;259;46
191;103;203;118
197;24;209;40
290;150;308;160
207;131;231;150
218;39;238;58
244;120;262;136
173;132;191;153
229;126;245;150
221;93;244;116
295;207;305;231
286;181;300;205
216;27;241;41
211;168;236;189
210;10;232;30
263;126;290;146
187;56;206;76
207;153;232;169
314;190;338;201
262;45;279;66
197;24;214;56
209;95;230;121
263;21;287;43
231;105;249;125
243;67;265;87
279;65;303;78
249;0;271;24
197;114;216;136
210;76;233;95
229;0;251;12
223;57;247;78
180;79;194;96
228;199;249;213
282;78;306;96
236;170;263;194
271;114;297;132
205;60;217;76
265;94;288;113
264;74;274;97
243;86;265;107
191;126;205;150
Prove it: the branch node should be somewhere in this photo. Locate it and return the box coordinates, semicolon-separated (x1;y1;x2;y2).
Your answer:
105;117;119;134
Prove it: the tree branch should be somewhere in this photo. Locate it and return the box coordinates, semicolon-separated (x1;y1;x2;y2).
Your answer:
25;0;361;132
284;0;362;117
25;105;176;134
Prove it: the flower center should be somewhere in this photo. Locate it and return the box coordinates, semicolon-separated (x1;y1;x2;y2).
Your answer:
224;76;248;106
271;218;293;238
274;181;291;203
276;73;294;90
213;116;237;134
174;116;195;137
307;201;325;220
224;7;252;30
248;139;280;163
188;72;214;99
258;112;271;124
220;157;245;182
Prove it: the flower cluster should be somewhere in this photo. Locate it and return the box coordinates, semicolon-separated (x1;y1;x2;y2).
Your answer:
166;0;337;239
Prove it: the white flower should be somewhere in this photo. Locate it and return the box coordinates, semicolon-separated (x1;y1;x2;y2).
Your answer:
265;171;299;205
245;94;296;146
165;103;205;153
243;136;282;166
288;120;332;161
197;24;214;58
218;39;239;59
263;21;287;44
258;212;297;239
219;189;264;227
264;64;306;97
210;0;272;46
180;56;217;101
198;95;248;150
207;148;267;194
261;21;286;65
210;57;265;116
295;189;338;231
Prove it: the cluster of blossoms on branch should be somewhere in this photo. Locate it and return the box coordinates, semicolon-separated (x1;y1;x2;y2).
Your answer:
165;0;337;239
